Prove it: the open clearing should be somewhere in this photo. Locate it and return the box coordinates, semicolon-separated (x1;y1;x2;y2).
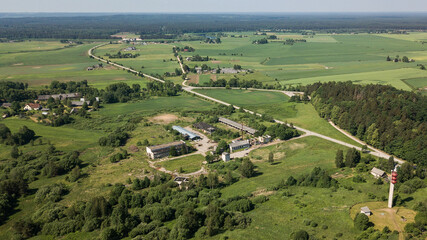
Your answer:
155;154;205;173
149;113;179;124
194;89;290;106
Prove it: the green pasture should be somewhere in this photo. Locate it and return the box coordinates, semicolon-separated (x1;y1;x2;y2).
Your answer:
0;40;68;54
96;94;215;117
193;89;289;106
156;154;205;173
375;32;427;42
280;68;427;91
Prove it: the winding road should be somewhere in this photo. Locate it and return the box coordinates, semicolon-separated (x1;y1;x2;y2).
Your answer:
88;43;405;169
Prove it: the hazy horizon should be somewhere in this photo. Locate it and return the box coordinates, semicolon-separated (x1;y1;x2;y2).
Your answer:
1;0;426;13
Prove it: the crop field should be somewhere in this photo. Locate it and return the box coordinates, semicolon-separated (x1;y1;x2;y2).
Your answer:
155;154;205;173
171;33;427;89
194;89;290;106
94;43;179;75
0;41;150;89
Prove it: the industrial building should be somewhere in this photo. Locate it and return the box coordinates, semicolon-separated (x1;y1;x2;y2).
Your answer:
37;93;80;101
172;126;200;140
193;122;216;134
146;141;186;159
229;139;250;152
222;152;231;162
218;117;257;135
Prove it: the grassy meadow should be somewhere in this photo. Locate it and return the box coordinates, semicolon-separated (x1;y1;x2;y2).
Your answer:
156;154;205;173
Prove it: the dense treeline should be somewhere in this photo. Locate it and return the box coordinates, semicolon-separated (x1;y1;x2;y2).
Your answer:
1;14;427;39
306;82;427;166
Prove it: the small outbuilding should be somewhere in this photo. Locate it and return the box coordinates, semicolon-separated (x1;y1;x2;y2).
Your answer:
222;152;230;162
229;139;250;152
371;167;386;179
361;206;371;216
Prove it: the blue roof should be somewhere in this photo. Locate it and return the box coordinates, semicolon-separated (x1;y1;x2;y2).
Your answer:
172;126;200;140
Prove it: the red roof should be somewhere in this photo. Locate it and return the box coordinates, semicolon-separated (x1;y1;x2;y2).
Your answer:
27;103;41;109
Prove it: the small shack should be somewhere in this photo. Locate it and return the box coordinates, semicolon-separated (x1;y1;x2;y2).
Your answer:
360;206;371;216
371;167;386;179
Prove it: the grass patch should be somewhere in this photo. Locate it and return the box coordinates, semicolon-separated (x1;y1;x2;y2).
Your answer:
156;154;205;173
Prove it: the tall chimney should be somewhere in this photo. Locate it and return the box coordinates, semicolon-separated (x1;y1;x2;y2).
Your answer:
388;171;398;208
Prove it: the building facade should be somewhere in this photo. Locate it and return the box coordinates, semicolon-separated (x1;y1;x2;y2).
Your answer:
146;141;186;159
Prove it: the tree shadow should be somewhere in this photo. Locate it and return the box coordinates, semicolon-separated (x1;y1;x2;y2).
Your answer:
270;162;282;166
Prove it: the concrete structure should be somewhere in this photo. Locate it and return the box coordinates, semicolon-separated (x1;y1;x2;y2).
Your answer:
37;93;80;101
229;140;250;152
371;167;386;179
388;171;398;208
172;126;200;140
222;152;231;162
146;141;186;159
218;117;257;135
360;206;371;216
258;135;272;144
193;122;216;134
174;177;189;185
24;103;41;111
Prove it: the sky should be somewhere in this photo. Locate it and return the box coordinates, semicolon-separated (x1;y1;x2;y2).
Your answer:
0;0;426;13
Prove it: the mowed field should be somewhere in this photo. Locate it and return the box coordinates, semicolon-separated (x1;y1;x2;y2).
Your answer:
172;33;427;92
194;89;290;106
0;41;148;89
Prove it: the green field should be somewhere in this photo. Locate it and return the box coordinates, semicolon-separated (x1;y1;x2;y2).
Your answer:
0;41;150;89
156;154;205;173
194;89;289;106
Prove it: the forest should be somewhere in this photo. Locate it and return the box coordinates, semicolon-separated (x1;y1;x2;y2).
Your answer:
306;82;427;166
1;13;427;39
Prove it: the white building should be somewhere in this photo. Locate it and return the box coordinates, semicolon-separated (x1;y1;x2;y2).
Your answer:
229;140;250;152
360;206;371;216
371;167;386;179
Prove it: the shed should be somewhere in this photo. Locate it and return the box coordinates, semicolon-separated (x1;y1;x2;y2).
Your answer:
222;152;231;162
371;167;386;179
360;206;371;216
172;126;200;140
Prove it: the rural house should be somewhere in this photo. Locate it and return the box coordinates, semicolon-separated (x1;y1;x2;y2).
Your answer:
360;206;371;216
71;101;90;107
37;93;80;101
371;167;386;179
146;141;187;159
1;103;11;108
24;103;42;111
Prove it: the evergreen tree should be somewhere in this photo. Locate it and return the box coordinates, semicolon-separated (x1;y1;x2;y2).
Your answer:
345;148;360;168
11;145;19;159
268;152;274;164
335;150;344;168
239;158;255;178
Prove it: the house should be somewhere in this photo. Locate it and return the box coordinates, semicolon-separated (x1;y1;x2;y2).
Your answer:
71;101;90;107
222;152;231;162
193;122;216;134
258;135;272;144
24;103;41;111
218;117;257;135
146;141;187;159
360;206;371;216
371;167;386;179
172;126;200;140
1;103;11;108
229;140;250;152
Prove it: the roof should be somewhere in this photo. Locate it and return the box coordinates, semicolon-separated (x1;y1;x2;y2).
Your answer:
361;206;371;213
222;152;230;156
229;140;250;148
1;103;11;107
218;117;257;135
26;103;41;109
148;141;185;152
371;167;385;176
172;126;200;139
71;101;90;106
38;93;80;100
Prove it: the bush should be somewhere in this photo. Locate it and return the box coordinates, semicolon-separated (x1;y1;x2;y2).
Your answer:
291;230;309;240
225;199;254;213
34;183;68;204
354;213;370;231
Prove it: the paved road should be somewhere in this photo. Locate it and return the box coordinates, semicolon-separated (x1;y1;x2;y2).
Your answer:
189;86;304;98
89;43;405;164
